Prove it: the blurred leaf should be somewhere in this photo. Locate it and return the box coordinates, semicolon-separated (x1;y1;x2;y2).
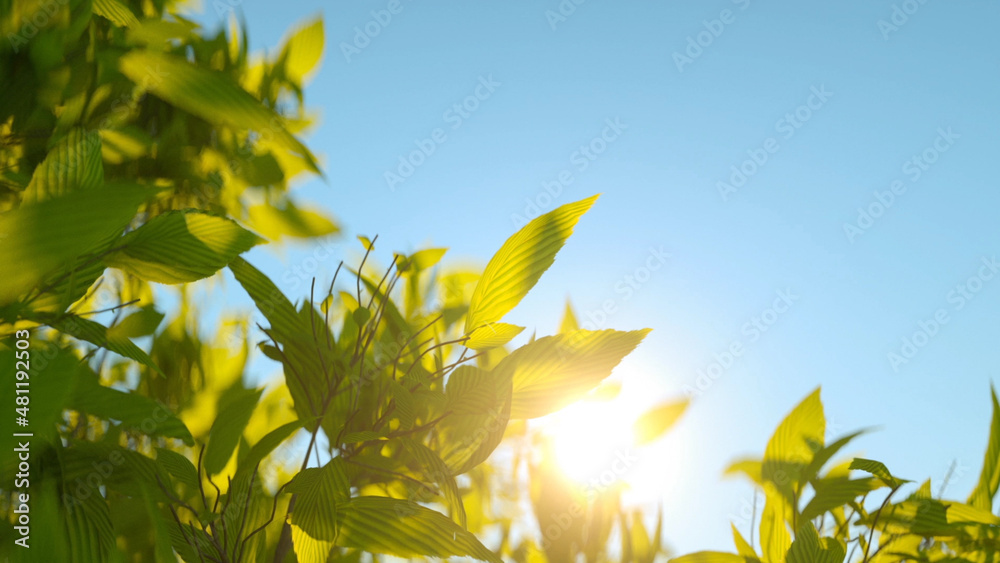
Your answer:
72;365;193;444
559;299;579;334
762;387;824;496
408;248;447;271
43;313;162;375
108;305;164;339
281;16;325;84
669;553;747;562
799;476;878;522
969;385;1000;510
92;0;139;27
118;50;322;174
731;523;757;559
0;183;150;305
850;458;908;489
633;399;689;445
204;387;262;474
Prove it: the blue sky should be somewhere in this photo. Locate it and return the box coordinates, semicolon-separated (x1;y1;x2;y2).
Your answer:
188;0;1000;555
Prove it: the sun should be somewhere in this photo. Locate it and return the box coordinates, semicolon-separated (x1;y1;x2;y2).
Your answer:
534;379;687;503
542;395;635;483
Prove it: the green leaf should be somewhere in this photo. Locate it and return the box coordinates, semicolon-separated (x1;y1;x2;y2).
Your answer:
71;366;193;444
493;328;650;419
44;313;162;375
92;0;139;27
633;399;689;445
287;458;350;541
438;365;512;474
465;322;524;350
335;497;501;563
22;128;103;204
204;387;262;474
800;429;870;487
785;522;843;563
464;194;598;333
400;438;467;527
799;476;879;522
240;419;302;471
850;458;909;489
118;50;321;174
229;258;332;427
108;305;164;339
64;483;118;562
0;183;151;305
239;153;285;186
969;385;1000;510
155;448;199;490
105;210;264;284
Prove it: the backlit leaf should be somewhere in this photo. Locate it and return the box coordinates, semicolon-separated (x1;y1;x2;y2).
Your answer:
633;399;689;445
105;210;264;284
493;328;650;419
465;195;598;333
335;497;501;562
465;322;524;350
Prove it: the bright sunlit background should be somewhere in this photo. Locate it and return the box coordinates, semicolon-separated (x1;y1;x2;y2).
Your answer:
183;0;1000;555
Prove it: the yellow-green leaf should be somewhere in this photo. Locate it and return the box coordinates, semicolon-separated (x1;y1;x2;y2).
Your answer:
495;328;650;419
669;553;747;563
850;458;908;489
762;387;825;495
466;322;524;350
281;16;325;84
92;0;139;27
465;195;598;333
248;201;338;240
969;386;1000;510
633;399;690;445
22;129;103;204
